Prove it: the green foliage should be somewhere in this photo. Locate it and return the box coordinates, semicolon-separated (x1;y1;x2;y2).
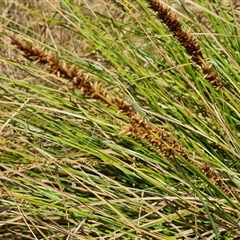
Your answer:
0;0;239;239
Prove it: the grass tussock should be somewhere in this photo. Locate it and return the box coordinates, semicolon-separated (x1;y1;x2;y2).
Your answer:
0;0;240;239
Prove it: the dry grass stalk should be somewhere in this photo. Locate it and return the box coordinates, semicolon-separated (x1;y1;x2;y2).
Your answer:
1;28;194;163
148;0;222;89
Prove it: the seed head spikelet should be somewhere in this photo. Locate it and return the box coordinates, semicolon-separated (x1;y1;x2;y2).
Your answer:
201;162;236;197
4;29;195;164
148;0;222;89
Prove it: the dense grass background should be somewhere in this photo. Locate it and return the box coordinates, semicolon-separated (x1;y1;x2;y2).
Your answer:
0;0;239;239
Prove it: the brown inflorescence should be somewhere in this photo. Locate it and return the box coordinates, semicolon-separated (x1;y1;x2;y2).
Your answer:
201;162;234;196
148;0;222;89
125;113;194;163
4;29;194;164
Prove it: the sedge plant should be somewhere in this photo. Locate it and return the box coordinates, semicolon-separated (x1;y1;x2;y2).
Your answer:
0;0;239;239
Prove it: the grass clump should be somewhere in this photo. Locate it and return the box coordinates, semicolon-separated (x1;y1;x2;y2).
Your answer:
0;0;239;239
